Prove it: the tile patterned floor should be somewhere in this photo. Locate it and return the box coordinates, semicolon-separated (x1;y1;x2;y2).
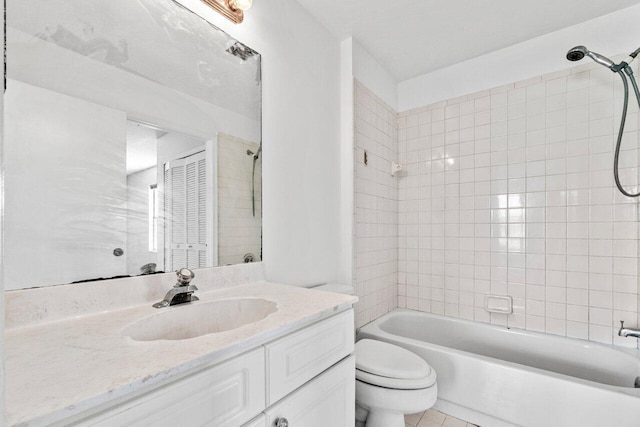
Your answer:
405;408;480;427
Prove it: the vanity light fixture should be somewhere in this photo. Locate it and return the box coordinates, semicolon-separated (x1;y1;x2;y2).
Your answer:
201;0;253;24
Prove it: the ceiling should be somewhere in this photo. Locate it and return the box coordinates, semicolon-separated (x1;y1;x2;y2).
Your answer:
294;0;640;81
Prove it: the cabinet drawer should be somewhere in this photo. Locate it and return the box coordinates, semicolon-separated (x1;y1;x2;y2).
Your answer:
265;309;354;405
265;356;355;427
76;347;265;427
243;414;267;427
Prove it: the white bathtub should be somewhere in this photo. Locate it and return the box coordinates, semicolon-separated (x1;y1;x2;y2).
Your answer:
357;309;640;427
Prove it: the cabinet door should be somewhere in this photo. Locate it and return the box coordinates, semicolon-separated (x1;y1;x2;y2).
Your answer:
266;309;354;405
74;347;265;427
264;356;355;427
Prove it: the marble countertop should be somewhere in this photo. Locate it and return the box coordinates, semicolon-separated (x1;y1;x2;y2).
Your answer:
5;281;357;426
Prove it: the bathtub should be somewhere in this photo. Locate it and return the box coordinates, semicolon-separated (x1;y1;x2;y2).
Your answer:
357;309;640;427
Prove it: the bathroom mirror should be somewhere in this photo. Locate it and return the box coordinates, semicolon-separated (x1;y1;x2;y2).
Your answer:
4;0;262;290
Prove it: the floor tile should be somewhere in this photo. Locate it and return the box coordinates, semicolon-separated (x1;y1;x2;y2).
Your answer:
402;407;479;427
422;409;447;424
417;420;445;427
405;411;424;426
443;414;468;427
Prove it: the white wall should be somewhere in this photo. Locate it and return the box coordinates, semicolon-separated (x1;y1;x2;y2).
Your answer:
126;167;158;275
218;134;262;266
392;2;640;347
0;2;5;421
353;81;399;328
352;39;398;111
397;55;640;348
399;4;640;111
7;24;259;287
6;0;347;291
339;38;355;288
177;0;343;286
9;27;259;144
340;38;400;323
4;80;128;290
339;38;400;288
156;134;206;166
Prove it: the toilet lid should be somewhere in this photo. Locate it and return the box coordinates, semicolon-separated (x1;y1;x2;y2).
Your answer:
355;339;432;380
356;367;436;390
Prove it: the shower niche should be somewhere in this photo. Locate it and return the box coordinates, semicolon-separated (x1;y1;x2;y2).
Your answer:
4;0;262;290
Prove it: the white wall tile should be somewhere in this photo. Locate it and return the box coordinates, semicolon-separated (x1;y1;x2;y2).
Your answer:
354;81;399;328
396;63;640;348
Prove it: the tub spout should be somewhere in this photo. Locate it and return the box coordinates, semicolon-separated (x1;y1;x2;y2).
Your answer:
618;320;640;338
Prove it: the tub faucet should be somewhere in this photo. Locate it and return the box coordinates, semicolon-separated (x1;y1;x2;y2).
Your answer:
618;321;640;338
153;268;199;308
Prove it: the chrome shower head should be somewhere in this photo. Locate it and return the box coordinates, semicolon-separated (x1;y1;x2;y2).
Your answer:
566;45;587;61
566;45;615;69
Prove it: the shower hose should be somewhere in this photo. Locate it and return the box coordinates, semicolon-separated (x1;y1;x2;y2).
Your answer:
614;64;640;197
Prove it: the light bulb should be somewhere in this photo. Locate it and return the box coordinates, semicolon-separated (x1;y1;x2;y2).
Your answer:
229;0;252;11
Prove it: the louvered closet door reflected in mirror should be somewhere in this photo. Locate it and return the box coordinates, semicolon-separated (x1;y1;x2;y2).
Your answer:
164;148;215;272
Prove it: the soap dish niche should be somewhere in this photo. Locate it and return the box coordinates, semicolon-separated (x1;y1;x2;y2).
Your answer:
485;295;513;314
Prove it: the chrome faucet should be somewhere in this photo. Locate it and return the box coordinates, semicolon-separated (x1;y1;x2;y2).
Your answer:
618;321;640;338
153;268;199;308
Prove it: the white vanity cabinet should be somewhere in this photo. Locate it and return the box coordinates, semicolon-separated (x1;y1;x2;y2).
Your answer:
264;356;355;427
73;347;266;427
70;309;355;427
243;414;268;427
265;308;355;405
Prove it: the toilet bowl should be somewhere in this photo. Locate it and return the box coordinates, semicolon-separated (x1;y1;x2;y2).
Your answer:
355;339;437;427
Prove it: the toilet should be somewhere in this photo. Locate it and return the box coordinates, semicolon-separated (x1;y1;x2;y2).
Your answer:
355;339;437;427
309;284;437;426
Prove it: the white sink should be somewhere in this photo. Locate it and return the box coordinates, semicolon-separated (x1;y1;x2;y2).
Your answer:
123;298;278;341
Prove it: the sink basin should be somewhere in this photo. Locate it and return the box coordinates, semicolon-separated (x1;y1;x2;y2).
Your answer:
123;298;278;341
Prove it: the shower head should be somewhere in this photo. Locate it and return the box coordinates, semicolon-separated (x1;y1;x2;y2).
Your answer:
566;45;587;61
566;45;615;69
